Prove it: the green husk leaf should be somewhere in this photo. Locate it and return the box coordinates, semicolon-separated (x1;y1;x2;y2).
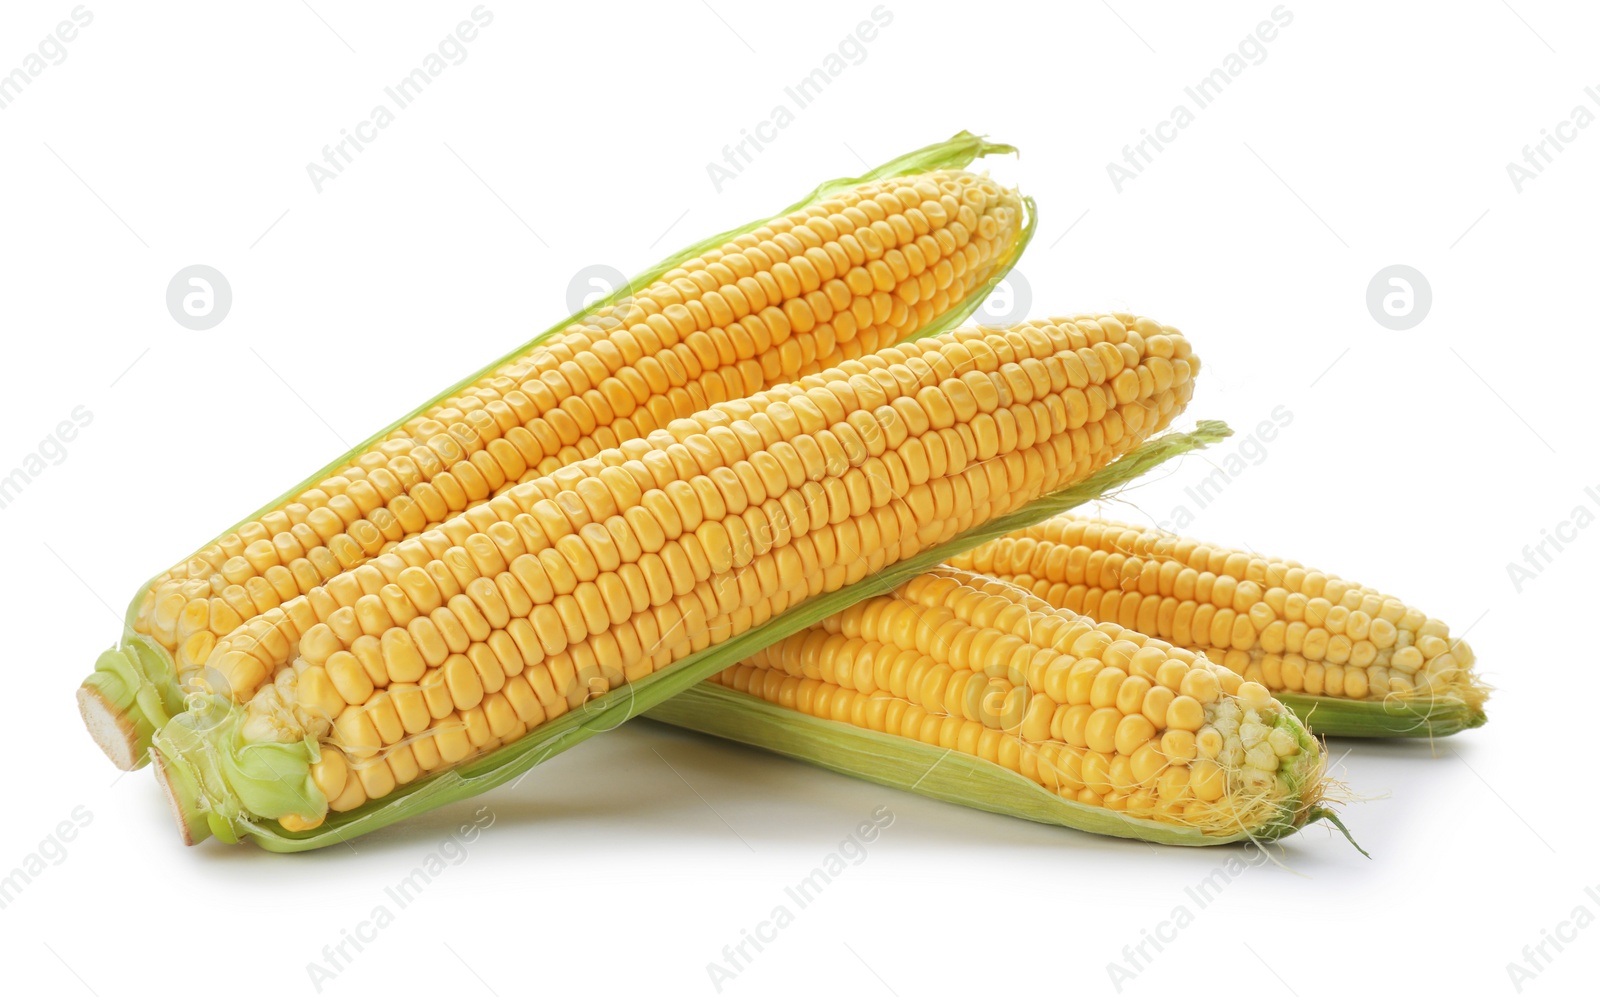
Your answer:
161;421;1230;851
646;684;1325;846
1308;807;1369;857
90;131;1032;770
76;638;185;770
152;701;326;845
1273;691;1487;739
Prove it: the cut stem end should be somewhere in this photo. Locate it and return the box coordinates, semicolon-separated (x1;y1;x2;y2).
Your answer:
77;680;146;772
151;739;213;847
77;643;177;771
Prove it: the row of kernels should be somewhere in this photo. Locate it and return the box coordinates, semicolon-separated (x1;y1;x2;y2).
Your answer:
1204;647;1419;701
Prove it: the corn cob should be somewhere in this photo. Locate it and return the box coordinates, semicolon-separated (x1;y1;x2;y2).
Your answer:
649;566;1332;844
79;133;1034;770
150;315;1208;847
174;170;1022;703
948;515;1487;736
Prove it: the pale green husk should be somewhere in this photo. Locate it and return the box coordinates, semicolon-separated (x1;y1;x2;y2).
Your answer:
153;422;1232;850
646;684;1330;846
1274;692;1486;739
86;131;1037;771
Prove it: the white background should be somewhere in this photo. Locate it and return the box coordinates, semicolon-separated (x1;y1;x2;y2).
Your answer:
0;1;1593;994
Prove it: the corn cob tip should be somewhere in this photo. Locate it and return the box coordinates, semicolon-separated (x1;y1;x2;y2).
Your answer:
1256;717;1330;839
1284;750;1371;855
